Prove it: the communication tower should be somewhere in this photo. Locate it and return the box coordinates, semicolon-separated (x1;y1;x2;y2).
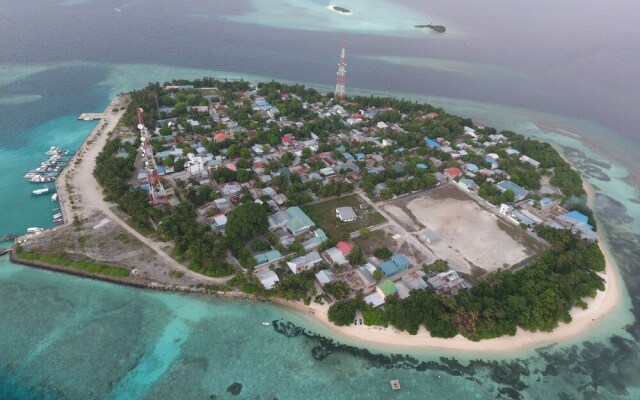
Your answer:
335;41;347;102
137;107;169;207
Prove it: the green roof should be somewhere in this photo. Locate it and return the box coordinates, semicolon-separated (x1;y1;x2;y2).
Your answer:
378;280;398;297
255;249;282;265
285;206;315;234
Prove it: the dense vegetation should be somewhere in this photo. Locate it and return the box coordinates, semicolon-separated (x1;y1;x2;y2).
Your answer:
415;24;446;33
329;229;605;340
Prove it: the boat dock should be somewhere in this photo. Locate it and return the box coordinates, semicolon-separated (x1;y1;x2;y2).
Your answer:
77;113;105;121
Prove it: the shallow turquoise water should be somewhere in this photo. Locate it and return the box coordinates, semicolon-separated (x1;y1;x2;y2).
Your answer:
1;0;640;397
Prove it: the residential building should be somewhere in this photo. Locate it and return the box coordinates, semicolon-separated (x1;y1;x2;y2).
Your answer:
322;247;349;266
315;269;337;287
256;270;279;290
378;254;410;277
497;180;529;201
336;206;357;222
376;280;399;299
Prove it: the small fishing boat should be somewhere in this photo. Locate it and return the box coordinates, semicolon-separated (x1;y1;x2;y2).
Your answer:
51;193;58;202
53;218;64;225
32;187;51;196
52;213;63;219
261;322;271;326
1;234;17;241
26;227;44;234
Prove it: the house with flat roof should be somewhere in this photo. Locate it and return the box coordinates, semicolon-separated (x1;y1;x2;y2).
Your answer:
336;206;357;222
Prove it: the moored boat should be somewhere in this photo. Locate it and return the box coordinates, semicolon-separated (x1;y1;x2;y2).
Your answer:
32;187;51;196
26;227;44;234
53;218;64;225
52;193;58;202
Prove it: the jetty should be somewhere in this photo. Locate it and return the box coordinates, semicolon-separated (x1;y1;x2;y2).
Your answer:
77;113;105;121
0;248;10;257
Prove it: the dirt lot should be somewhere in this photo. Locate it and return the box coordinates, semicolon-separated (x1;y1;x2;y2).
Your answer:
20;210;197;286
388;186;539;275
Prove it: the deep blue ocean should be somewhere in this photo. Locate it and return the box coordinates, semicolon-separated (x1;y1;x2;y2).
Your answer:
1;0;639;398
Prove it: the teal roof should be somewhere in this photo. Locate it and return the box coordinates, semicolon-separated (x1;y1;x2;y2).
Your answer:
286;207;315;233
314;229;327;239
255;249;282;265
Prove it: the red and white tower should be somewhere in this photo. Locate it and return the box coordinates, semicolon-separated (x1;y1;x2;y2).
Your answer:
137;107;169;207
334;41;347;102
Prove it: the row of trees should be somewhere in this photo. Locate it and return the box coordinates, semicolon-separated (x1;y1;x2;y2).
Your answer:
328;229;605;340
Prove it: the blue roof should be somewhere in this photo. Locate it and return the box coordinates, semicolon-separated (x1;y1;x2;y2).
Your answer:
379;260;400;277
342;152;355;161
425;138;440;148
416;163;428;169
484;156;496;164
563;211;590;225
540;198;552;206
497;181;528;199
464;163;479;171
391;254;410;268
356;153;365;160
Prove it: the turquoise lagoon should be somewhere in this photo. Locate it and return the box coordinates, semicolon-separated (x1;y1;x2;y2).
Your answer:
0;59;639;400
1;0;640;398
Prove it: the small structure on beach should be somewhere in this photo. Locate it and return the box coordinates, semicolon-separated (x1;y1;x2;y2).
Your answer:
390;379;401;390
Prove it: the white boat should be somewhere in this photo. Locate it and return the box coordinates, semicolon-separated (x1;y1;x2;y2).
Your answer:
32;188;51;195
26;227;44;234
24;171;39;179
46;146;60;155
52;213;63;219
30;175;55;183
51;193;58;202
261;322;270;326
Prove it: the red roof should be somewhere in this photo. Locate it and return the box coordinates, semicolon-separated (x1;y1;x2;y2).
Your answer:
225;163;237;172
336;241;354;256
215;132;230;142
282;134;293;143
445;167;462;176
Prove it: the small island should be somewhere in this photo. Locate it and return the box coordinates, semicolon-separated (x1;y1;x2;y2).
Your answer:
331;6;352;15
416;24;446;33
11;77;611;349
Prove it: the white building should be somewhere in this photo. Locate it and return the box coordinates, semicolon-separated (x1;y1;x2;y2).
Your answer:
256;270;279;290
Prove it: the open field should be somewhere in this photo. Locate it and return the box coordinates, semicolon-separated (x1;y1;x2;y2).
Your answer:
19;210;199;285
303;194;386;239
385;186;541;275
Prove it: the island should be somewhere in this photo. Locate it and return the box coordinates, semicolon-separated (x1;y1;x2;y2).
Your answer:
331;6;352;15
11;77;614;350
416;24;446;33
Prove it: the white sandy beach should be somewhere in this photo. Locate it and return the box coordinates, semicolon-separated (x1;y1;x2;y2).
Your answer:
278;181;623;353
55;96;625;355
